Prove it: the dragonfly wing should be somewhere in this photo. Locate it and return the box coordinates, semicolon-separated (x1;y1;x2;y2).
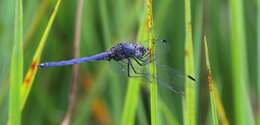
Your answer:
155;63;196;83
108;60;128;78
115;58;195;96
119;58;186;95
145;72;185;95
154;64;185;94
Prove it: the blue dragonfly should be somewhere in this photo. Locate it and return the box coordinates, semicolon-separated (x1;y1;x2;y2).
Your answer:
39;40;196;95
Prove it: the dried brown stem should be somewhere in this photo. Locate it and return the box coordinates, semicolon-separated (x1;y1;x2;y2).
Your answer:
61;0;84;124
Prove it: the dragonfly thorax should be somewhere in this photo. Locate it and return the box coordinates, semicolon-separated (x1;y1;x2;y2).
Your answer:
132;43;147;58
108;43;147;61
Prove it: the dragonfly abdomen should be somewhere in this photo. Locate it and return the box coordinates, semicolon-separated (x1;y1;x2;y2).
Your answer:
39;52;110;68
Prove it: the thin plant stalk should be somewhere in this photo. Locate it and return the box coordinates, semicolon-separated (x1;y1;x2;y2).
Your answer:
8;0;23;124
183;0;196;124
61;0;84;124
145;0;158;125
204;37;219;125
257;0;260;122
213;84;229;125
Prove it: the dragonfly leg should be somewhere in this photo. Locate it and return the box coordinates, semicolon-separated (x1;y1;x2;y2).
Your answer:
132;56;150;66
143;51;150;58
127;59;147;77
135;54;159;66
137;55;150;63
137;51;158;63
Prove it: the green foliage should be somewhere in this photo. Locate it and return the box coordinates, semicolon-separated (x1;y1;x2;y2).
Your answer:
0;0;258;124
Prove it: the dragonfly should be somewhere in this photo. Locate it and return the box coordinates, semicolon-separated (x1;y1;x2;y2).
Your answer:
39;40;196;95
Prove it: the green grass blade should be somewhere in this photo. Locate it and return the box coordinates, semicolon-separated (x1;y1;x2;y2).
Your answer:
20;0;61;111
204;38;230;125
145;0;158;125
150;78;158;125
229;0;255;124
8;0;23;124
24;0;50;50
213;84;230;125
183;0;196;124
204;37;219;125
121;78;141;125
257;0;260;123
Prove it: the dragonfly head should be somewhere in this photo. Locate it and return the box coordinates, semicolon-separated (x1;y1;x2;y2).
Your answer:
134;44;147;58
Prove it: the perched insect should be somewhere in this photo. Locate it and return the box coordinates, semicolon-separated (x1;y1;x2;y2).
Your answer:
39;40;196;95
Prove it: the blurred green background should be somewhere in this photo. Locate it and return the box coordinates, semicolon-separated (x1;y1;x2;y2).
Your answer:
0;0;259;125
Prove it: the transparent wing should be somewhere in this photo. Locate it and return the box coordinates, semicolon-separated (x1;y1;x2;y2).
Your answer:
153;40;196;95
155;63;196;95
117;58;196;96
108;60;129;78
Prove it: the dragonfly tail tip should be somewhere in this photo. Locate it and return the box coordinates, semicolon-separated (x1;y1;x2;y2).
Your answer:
38;63;47;69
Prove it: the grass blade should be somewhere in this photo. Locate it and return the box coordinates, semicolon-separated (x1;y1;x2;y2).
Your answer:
145;0;158;125
257;0;260;123
205;37;230;125
229;0;255;124
183;0;197;124
204;37;219;125
213;84;230;125
8;0;23;124
121;79;141;125
24;0;50;51
20;0;61;111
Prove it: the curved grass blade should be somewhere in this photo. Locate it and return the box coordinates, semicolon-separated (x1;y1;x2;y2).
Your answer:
24;0;51;51
204;37;219;125
213;84;230;125
20;0;62;111
8;0;23;124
